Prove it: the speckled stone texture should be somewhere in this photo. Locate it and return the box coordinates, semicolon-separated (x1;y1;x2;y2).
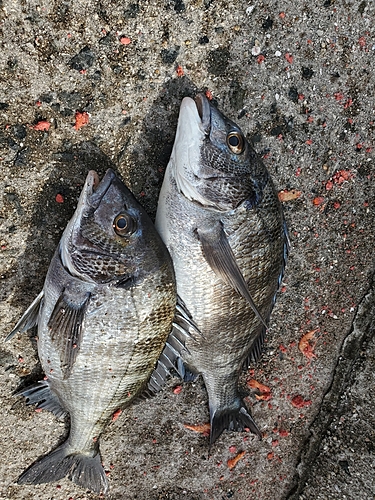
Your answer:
0;1;374;499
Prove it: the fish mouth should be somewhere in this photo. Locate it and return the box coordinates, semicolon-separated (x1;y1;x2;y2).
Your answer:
194;93;211;132
86;169;116;209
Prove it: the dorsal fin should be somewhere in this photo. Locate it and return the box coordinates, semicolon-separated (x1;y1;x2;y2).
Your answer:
5;291;44;341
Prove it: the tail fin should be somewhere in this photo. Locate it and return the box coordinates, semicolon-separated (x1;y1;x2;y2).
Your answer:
18;442;108;494
210;399;262;445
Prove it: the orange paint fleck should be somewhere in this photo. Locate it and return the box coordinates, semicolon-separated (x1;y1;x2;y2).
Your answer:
227;451;246;470
247;379;271;401
299;328;319;359
31;120;51;131
74;111;89;130
205;90;213;100
184;423;210;437
111;409;122;422
278;189;302;202
313;196;324;206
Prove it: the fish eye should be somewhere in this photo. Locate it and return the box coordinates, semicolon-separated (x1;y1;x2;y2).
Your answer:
113;213;136;236
227;131;245;154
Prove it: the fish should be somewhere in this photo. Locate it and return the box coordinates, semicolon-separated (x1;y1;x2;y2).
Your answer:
154;93;288;445
5;169;176;493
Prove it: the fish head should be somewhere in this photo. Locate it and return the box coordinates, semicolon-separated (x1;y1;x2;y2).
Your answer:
171;93;268;211
60;169;170;284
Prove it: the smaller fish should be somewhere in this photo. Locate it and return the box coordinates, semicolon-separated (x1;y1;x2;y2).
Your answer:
6;169;176;493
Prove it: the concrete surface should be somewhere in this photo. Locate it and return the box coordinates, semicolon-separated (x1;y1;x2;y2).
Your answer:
0;0;374;499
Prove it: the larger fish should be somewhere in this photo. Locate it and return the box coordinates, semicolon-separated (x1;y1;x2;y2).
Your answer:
155;93;288;444
6;169;176;493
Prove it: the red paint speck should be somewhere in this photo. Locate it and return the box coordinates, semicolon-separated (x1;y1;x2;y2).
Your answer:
305;139;313;145
291;395;312;408
334;92;344;102
205;90;213;100
257;54;265;64
313;196;324;206
279;12;285;19
267;452;274;460
74;111;89;130
55;193;64;204
173;385;183;394
229;445;237;453
111;409;122;422
176;65;184;77
358;36;366;48
285;53;293;64
120;36;131;45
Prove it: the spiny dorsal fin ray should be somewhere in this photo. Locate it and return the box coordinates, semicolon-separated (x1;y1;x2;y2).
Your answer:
196;222;267;329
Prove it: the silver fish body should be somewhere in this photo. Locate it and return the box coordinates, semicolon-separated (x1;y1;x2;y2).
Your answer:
6;169;176;493
155;94;288;444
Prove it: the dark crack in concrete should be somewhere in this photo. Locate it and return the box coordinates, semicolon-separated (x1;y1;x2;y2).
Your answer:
287;277;375;499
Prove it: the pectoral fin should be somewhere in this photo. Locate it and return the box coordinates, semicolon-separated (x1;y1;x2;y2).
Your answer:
5;291;44;341
197;223;267;329
48;290;91;379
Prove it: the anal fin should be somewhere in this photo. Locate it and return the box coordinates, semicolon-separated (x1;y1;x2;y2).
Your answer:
147;296;201;394
16;380;66;419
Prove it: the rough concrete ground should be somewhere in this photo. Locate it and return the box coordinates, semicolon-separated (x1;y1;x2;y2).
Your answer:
0;0;374;499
